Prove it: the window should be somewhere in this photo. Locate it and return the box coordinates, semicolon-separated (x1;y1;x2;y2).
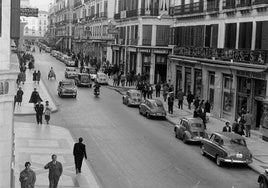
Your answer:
205;24;218;48
225;23;237;48
223;75;232;89
156;25;170;46
209;72;215;85
142;25;152;45
238;22;252;49
255;21;268;50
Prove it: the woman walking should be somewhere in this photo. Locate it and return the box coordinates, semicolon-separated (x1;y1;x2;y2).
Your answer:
36;70;41;84
16;87;24;106
44;101;52;124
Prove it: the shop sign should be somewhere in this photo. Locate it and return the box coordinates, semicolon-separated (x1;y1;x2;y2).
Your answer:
139;48;151;53
20;8;38;17
173;46;268;65
153;49;169;54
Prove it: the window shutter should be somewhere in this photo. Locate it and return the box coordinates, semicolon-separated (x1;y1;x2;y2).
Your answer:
211;24;218;48
261;21;268;50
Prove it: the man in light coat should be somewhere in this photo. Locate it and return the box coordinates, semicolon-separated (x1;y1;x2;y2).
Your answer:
44;154;63;188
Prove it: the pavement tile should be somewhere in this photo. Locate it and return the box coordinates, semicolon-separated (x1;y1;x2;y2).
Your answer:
107;78;268;174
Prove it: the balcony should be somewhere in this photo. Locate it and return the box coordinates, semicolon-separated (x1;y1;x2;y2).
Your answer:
95;12;108;18
140;8;159;16
86;15;95;21
223;0;236;9
207;0;220;11
130;39;138;45
253;0;268;4
237;0;252;7
114;13;120;20
173;46;268;65
173;2;204;16
126;9;138;17
142;38;151;46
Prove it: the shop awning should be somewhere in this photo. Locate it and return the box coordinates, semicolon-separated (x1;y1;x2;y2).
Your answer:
55;37;63;45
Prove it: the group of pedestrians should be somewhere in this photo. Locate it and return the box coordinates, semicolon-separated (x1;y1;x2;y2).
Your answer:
32;70;41;84
20;137;87;188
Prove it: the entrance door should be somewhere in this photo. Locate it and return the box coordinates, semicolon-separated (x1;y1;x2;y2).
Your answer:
256;101;263;128
176;68;182;98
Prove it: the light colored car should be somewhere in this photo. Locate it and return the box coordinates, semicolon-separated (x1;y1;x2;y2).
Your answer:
75;73;92;87
139;99;166;119
57;80;77;98
64;67;77;79
258;169;268;188
201;132;253;166
174;117;208;143
65;56;75;67
122;89;142;106
61;54;69;63
96;72;108;85
45;46;51;53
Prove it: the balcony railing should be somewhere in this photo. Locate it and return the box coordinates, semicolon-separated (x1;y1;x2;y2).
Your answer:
237;0;252;7
140;8;159;16
173;2;204;15
207;0;220;11
253;0;268;5
223;0;236;9
173;46;268;65
126;9;138;17
142;38;151;46
114;13;120;19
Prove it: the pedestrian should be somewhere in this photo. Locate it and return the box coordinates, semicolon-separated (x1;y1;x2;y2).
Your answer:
193;97;200;110
36;70;41;84
39;47;41;53
19;162;36;188
244;110;253;137
177;89;184;109
167;92;174;114
204;100;211;114
163;84;169;102
29;88;42;105
142;82;148;100
222;122;232;132
232;118;239;133
147;84;153;99
18;72;26;85
73;137;87;174
155;82;161;97
236;121;245;136
33;70;37;84
186;91;194;110
44;101;52;124
121;74;125;87
44;154;63;188
169;85;174;92
35;100;44;125
16;87;24;106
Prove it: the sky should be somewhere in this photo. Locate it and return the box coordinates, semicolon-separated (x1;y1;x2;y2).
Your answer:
29;0;52;11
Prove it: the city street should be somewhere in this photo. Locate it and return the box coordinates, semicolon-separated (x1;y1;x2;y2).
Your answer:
15;50;259;188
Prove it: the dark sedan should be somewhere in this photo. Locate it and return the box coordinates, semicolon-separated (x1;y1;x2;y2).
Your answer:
200;132;252;166
139;99;166;119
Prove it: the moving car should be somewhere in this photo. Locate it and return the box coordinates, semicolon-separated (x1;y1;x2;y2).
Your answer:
258;169;268;188
122;89;142;106
96;72;108;85
174;117;208;143
75;73;92;87
65;67;77;79
139;99;166;118
57;80;77;98
200;132;252;166
65;56;75;67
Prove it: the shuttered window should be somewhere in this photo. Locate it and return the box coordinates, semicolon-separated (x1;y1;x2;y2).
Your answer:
255;21;268;50
225;23;237;48
156;25;170;46
238;22;252;49
205;24;218;48
142;25;152;46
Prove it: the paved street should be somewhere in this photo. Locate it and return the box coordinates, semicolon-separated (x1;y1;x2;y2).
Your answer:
15;49;259;188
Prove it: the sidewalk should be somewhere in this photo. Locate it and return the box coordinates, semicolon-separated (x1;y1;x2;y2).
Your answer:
14;69;57;116
106;79;268;174
14;122;101;188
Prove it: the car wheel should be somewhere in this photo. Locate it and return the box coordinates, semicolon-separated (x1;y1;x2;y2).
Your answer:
59;92;62;97
146;112;151;119
201;145;206;156
182;135;187;143
259;178;267;188
216;155;222;167
139;108;142;115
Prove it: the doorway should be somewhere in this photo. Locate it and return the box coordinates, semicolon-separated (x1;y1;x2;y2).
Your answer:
256;101;263;129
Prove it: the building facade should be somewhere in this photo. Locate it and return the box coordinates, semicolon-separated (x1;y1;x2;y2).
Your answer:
168;0;268;137
0;0;20;187
112;0;173;84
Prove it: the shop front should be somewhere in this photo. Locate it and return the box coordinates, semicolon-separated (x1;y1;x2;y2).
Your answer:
112;45;121;66
153;49;170;84
140;48;151;81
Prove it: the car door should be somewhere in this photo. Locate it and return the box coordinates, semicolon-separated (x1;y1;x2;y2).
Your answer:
203;134;215;156
210;135;223;157
178;121;187;138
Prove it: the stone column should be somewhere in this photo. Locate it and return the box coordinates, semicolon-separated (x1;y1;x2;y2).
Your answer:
150;53;156;84
137;52;142;74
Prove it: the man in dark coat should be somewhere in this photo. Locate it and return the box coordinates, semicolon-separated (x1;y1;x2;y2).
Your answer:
155;82;161;97
73;137;87;174
16;87;24;106
44;154;63;188
29;88;42;105
222;122;232;132
186;91;194;110
35;100;44;125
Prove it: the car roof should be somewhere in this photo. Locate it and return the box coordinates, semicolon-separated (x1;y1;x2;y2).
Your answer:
127;89;140;93
66;67;76;70
60;79;74;83
213;132;245;140
147;99;163;104
77;73;89;75
181;117;203;124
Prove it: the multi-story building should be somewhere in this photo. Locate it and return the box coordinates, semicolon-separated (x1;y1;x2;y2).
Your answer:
168;0;268;136
111;0;173;84
48;2;57;46
72;0;115;65
1;0;20;187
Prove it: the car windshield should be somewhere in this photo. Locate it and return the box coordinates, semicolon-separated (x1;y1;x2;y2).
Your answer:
67;68;75;71
191;123;202;128
151;101;163;108
130;92;141;97
89;68;96;74
62;82;74;87
80;75;90;82
229;139;246;146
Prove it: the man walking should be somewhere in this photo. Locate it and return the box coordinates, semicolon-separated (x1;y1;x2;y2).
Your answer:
73;137;87;174
19;162;36;188
167;92;174;114
155;82;161;97
35;100;44;125
44;154;63;188
186;91;194;110
222;122;232;132
244;110;253;137
177;89;184;109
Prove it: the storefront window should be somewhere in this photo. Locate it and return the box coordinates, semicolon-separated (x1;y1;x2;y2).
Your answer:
255;80;266;97
223;92;233;112
142;54;151;80
223;75;232;89
237;77;251;95
194;69;202;98
237;96;247;115
185;67;192;94
209;72;215;85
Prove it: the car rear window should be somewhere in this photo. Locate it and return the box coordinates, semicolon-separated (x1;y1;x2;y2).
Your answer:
229;139;246;146
151;101;163;108
131;93;141;97
191;123;202;128
63;82;74;87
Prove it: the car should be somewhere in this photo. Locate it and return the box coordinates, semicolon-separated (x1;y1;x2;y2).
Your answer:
88;67;97;81
75;73;92;87
139;99;166;118
56;52;63;60
258;169;268;188
45;46;51;53
200;132;253;166
122;89;142;106
61;54;69;63
96;72;108;85
65;56;75;66
174;117;208;143
57;80;77;98
64;67;77;79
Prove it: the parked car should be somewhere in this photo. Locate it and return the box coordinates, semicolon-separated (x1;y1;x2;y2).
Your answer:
200;132;253;166
75;73;92;87
139;99;166;119
258;169;268;188
45;46;51;53
65;56;75;67
51;50;57;57
56;52;63;60
174;117;208;143
96;72;108;85
122;89;142;106
65;67;77;79
61;54;69;63
57;80;77;98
